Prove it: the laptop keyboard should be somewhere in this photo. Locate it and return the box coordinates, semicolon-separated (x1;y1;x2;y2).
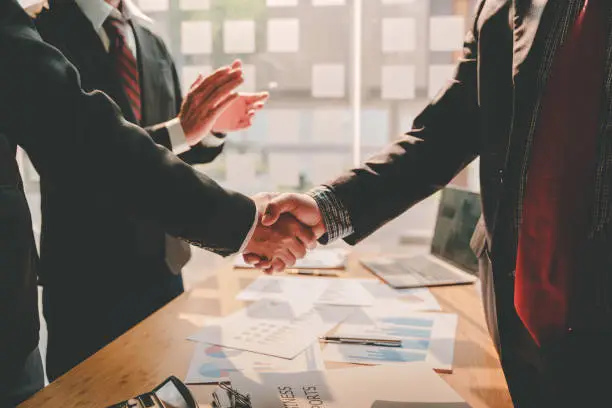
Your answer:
365;255;461;286
400;257;459;283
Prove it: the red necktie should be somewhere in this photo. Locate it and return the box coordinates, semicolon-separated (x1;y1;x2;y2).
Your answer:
103;8;142;124
515;0;608;346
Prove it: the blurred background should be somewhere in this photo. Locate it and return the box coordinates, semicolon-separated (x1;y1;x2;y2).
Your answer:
18;0;481;284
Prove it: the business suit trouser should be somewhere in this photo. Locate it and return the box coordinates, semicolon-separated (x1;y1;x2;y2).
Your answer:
43;270;184;381
502;315;612;407
0;348;45;407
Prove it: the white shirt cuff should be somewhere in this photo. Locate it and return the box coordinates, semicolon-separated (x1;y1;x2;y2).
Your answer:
238;207;259;254
166;118;226;154
201;132;226;148
166;118;190;155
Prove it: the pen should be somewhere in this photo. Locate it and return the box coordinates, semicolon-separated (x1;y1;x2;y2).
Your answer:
286;269;341;277
319;336;402;347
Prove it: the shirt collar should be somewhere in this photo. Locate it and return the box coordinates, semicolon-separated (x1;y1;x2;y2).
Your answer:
74;0;152;32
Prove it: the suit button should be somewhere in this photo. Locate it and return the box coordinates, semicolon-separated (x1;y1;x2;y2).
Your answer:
498;169;504;184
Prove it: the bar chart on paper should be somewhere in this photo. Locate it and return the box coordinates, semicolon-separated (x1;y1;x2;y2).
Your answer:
322;312;458;372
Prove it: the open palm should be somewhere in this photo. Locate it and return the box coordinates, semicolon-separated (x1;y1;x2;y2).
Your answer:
212;92;268;133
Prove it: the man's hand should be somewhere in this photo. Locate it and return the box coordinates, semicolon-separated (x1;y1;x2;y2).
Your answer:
244;193;327;272
244;213;317;273
180;64;244;146
262;193;325;235
212;61;269;133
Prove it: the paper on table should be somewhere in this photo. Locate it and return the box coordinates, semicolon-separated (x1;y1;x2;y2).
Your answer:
236;276;375;307
322;312;458;372
229;364;469;408
236;276;439;310
317;279;375;307
185;343;324;384
359;279;441;311
235;248;347;269
236;276;329;307
188;299;355;359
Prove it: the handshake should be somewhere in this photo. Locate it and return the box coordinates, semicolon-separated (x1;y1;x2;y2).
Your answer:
243;192;326;273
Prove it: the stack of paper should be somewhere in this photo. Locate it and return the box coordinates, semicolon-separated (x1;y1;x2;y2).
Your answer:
188;299;356;359
322;311;458;373
237;276;377;307
229;364;470;408
236;276;441;311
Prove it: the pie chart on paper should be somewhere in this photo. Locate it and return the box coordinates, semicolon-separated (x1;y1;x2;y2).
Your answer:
204;345;243;359
198;363;237;379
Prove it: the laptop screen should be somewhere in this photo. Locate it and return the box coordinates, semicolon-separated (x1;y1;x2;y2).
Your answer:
429;187;482;274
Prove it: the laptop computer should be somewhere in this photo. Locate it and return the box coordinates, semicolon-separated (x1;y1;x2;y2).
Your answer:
361;187;481;288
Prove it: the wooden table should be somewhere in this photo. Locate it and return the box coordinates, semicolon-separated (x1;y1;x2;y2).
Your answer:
20;252;512;408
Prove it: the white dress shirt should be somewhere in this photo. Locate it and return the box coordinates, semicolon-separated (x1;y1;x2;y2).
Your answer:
75;0;225;155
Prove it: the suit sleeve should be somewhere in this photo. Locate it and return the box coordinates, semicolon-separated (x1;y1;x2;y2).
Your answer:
0;7;255;256
144;124;173;150
327;1;484;245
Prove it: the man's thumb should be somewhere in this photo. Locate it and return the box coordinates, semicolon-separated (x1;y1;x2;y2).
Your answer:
261;196;295;226
261;202;281;226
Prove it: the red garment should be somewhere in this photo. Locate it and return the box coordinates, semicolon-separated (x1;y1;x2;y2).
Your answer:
104;14;142;124
515;0;608;346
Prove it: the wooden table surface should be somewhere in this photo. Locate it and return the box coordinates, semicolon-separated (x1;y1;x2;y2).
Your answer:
20;252;512;408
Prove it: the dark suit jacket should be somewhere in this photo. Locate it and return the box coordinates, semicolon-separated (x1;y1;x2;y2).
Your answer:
33;3;231;377
34;2;223;291
0;0;255;382
0;134;39;391
325;0;611;363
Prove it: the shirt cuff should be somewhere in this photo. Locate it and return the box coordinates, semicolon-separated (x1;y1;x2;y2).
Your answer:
201;132;227;148
238;205;259;254
307;186;354;245
166;118;190;155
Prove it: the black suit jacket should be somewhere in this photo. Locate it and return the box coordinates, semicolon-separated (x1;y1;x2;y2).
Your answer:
0;0;254;381
326;0;612;362
34;3;225;292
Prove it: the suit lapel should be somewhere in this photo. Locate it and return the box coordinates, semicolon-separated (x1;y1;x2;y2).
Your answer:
131;23;155;126
590;10;612;231
46;2;137;123
505;0;577;208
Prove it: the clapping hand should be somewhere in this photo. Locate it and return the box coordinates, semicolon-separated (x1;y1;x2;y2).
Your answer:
244;193;327;273
212;61;269;133
180;64;244;146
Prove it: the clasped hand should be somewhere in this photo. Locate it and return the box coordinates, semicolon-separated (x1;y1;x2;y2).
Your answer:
244;193;326;273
